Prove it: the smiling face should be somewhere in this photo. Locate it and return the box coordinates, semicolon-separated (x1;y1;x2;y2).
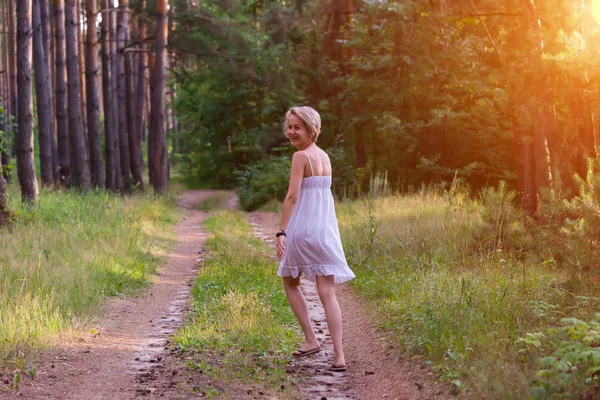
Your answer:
286;114;313;149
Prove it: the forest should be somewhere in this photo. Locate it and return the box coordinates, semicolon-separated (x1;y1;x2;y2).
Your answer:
3;0;600;399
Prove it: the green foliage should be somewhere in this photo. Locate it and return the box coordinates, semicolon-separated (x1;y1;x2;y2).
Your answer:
335;188;591;398
236;156;291;211
171;0;305;189
174;210;298;396
529;315;600;399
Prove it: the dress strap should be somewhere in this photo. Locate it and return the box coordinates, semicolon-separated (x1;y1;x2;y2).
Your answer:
302;151;314;176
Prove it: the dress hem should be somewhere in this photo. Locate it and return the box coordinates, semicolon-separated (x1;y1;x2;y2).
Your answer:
277;263;356;285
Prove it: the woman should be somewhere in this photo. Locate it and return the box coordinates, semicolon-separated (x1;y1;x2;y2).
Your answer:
276;106;355;372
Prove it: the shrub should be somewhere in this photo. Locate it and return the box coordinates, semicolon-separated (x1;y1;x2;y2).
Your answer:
236;156;291;211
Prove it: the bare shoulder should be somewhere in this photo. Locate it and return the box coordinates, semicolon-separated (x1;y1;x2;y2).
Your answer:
291;151;306;161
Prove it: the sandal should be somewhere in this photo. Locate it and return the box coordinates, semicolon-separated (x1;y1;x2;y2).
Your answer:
291;347;321;357
328;364;347;372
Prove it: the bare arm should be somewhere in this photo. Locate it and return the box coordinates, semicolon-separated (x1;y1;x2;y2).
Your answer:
277;152;305;259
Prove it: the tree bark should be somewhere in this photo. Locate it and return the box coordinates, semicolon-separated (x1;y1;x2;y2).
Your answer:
514;0;552;216
8;0;17;160
1;2;11;182
101;0;117;191
86;0;105;189
55;0;70;185
133;0;148;184
110;8;123;190
32;0;55;187
65;0;91;189
126;53;144;190
147;53;155;186
77;0;87;141
117;0;132;192
150;0;169;194
16;0;40;202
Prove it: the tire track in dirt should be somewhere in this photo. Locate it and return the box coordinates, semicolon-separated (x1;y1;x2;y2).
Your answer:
250;211;455;400
4;190;211;400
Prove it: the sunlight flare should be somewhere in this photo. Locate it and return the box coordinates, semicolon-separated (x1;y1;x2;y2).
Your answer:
593;0;600;25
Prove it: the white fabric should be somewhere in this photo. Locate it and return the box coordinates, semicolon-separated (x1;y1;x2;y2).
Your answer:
278;154;356;285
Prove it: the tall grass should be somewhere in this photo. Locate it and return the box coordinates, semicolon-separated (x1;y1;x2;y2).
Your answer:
0;184;179;371
174;210;299;398
336;183;600;399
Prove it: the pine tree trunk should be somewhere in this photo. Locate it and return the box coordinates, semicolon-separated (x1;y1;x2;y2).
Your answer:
86;0;105;188
110;8;122;189
147;53;155;186
40;0;59;183
126;53;144;190
517;0;552;216
8;0;17;160
77;0;87;142
101;0;117;191
55;0;70;185
65;0;90;189
150;0;169;194
32;0;55;187
117;0;132;192
16;0;40;202
1;2;11;182
134;1;147;170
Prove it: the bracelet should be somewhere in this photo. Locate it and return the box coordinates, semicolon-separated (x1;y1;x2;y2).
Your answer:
276;230;287;238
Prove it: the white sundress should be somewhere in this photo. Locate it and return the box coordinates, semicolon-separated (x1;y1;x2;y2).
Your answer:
277;152;356;285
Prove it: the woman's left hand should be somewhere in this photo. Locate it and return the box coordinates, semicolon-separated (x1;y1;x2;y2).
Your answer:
277;235;286;260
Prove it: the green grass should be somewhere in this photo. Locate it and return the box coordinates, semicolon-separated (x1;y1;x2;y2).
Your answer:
335;193;600;399
0;183;180;372
174;210;299;398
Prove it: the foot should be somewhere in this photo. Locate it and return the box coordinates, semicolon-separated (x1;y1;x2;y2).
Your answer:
291;340;321;357
332;355;346;370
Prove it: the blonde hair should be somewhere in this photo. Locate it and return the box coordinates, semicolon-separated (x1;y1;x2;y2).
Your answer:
282;106;322;142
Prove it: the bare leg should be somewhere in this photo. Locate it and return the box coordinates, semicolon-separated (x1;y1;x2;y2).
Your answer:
315;275;345;367
282;276;320;351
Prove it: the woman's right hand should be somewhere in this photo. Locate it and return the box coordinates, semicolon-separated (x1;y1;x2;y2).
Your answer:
277;235;286;260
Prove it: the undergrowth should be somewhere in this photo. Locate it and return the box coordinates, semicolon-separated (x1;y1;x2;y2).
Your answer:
0;183;179;377
336;166;600;399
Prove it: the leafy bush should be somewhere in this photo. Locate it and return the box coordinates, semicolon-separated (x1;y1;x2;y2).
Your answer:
236;156;291;211
529;315;600;399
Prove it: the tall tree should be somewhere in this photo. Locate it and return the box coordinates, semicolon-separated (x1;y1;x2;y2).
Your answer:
134;0;148;171
16;0;39;202
32;0;55;187
110;8;123;189
126;52;144;190
40;0;59;182
65;0;90;189
101;0;118;191
150;0;169;194
117;0;132;192
55;0;70;185
1;1;11;182
86;0;105;188
7;0;17;160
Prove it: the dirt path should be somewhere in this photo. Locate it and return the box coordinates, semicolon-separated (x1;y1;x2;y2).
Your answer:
5;190;212;400
251;211;455;400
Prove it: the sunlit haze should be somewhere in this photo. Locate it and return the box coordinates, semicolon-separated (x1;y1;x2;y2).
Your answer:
593;0;600;25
